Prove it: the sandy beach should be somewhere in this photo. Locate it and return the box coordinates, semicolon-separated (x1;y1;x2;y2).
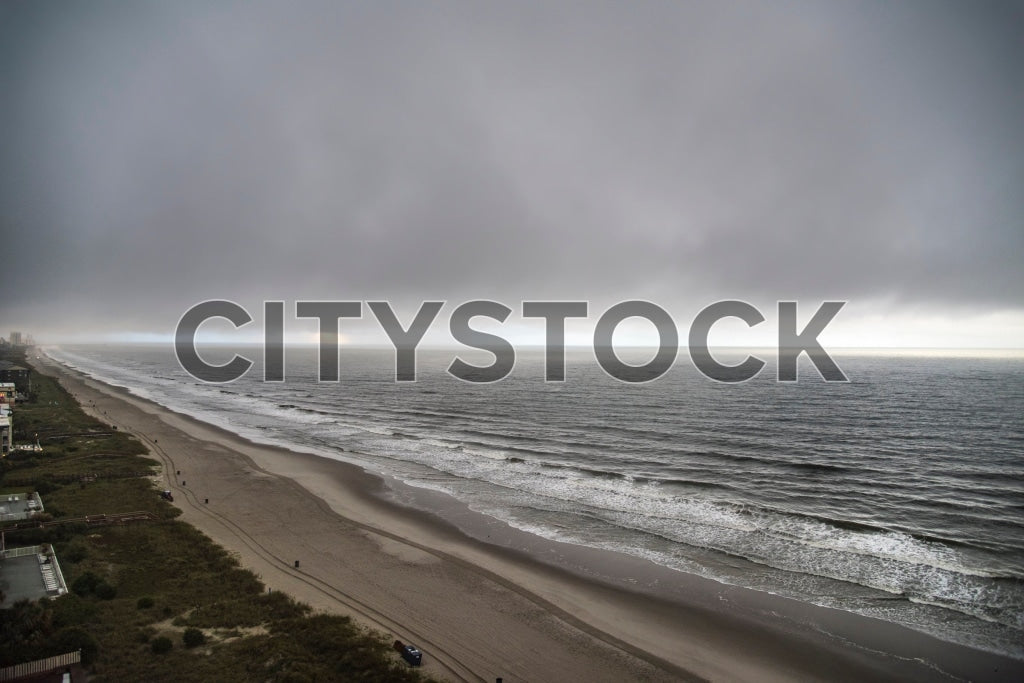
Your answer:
32;353;1024;683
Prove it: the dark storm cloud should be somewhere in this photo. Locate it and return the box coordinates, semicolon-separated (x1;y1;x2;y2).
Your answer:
1;0;1021;339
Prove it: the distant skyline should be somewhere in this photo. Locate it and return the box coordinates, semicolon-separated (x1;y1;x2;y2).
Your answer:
2;1;1022;348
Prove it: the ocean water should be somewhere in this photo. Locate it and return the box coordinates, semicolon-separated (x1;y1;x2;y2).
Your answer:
45;344;1024;659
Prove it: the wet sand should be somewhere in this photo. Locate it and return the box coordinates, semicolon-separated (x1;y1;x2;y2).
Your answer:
34;353;1024;682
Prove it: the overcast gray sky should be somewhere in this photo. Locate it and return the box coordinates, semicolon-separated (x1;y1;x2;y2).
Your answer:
1;0;1022;347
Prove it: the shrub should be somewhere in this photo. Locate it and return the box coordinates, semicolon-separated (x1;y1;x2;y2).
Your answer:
71;571;101;596
51;594;97;628
183;627;206;648
151;636;173;654
60;542;88;564
53;628;99;666
137;597;155;609
95;582;117;600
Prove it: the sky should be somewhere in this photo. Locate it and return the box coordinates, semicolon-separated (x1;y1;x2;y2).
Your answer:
1;0;1022;349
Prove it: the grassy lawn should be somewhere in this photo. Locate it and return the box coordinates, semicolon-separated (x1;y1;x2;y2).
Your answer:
0;349;431;682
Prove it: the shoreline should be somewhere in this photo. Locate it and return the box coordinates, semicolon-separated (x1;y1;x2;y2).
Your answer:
32;352;1024;682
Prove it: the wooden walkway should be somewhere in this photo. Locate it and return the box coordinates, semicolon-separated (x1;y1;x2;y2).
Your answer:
0;510;158;534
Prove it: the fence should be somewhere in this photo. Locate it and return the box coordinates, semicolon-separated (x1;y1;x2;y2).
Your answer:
0;650;80;681
0;544;42;558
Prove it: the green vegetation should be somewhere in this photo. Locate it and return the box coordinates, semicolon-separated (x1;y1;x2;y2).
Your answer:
151;636;173;655
183;627;206;648
0;349;432;681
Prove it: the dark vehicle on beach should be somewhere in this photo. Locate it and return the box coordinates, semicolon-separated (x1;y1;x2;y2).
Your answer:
393;640;422;666
160;490;173;502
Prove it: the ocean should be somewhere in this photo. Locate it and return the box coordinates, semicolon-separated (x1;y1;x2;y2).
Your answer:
44;344;1024;660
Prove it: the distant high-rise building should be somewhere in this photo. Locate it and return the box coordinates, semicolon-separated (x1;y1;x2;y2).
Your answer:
9;332;22;346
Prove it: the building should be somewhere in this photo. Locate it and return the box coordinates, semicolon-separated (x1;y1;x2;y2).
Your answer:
0;413;10;456
8;331;23;346
0;360;30;384
1;385;16;456
0;492;45;522
0;544;69;606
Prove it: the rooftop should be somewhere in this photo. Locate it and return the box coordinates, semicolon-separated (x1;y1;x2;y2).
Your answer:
0;492;44;522
0;545;68;605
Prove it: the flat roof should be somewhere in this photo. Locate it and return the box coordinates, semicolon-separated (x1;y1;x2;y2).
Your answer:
0;545;68;605
0;492;43;521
